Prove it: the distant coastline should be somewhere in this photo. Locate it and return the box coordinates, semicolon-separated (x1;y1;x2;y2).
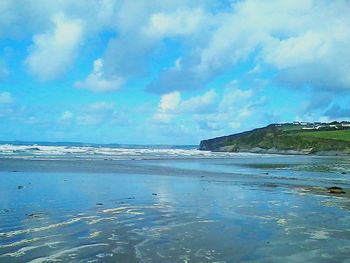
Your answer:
199;121;350;156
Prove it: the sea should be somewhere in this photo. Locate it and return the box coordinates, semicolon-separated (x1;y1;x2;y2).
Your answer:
0;143;349;262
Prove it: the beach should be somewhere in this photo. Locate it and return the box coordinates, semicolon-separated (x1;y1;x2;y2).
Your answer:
0;145;350;262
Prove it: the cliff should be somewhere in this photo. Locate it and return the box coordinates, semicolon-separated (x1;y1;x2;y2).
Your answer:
199;122;350;155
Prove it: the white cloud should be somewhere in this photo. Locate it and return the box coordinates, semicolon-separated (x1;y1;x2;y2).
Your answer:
2;0;349;119
219;86;253;113
159;91;181;112
173;57;182;70
0;91;13;104
130;80;267;141
75;58;124;92
0;0;120;39
102;2;211;83
193;81;266;133
196;0;315;73
151;85;256;129
179;89;217;113
153;89;217;123
143;8;204;38
149;0;350;93
25;13;84;80
152;91;181;123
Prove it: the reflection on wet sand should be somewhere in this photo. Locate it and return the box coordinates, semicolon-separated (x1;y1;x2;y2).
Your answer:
0;155;350;262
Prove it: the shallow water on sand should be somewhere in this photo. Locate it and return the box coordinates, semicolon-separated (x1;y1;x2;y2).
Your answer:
0;154;350;262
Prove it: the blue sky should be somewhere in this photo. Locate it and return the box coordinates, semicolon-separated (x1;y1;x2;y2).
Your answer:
0;0;350;145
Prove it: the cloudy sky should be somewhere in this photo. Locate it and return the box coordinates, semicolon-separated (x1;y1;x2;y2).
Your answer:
0;0;350;145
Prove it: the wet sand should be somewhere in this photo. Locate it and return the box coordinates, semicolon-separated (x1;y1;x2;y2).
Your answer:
0;156;350;262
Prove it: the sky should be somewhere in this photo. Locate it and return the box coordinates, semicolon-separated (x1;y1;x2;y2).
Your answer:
0;0;350;145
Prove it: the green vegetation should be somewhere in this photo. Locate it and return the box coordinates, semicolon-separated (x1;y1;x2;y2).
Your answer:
199;122;350;154
298;130;350;142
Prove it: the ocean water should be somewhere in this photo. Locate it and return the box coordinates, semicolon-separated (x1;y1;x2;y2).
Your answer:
0;144;349;262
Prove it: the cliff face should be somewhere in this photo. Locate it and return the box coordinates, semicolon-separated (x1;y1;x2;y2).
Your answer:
199;122;350;155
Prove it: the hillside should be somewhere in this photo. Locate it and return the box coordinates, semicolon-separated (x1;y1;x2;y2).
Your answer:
199;121;350;155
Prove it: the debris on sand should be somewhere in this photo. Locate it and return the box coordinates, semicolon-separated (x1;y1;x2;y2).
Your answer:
327;186;346;194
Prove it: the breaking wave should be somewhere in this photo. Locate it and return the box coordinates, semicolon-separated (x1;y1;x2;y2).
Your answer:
0;144;258;160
